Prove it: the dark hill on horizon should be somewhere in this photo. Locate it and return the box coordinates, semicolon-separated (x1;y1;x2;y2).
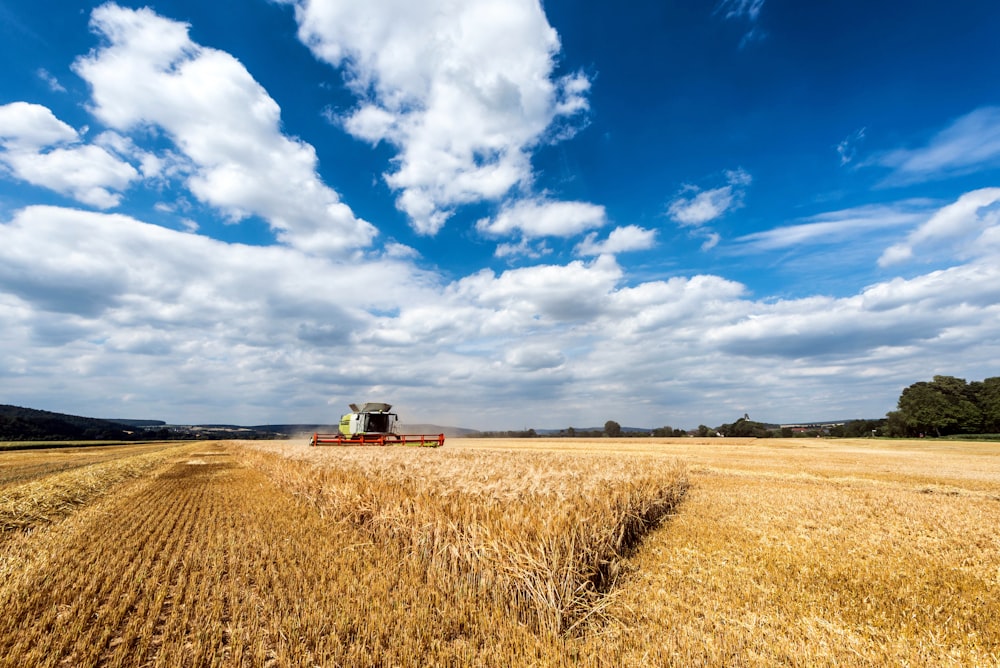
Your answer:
0;404;138;441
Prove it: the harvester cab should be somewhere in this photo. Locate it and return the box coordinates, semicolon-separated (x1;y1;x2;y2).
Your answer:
340;402;398;437
311;402;444;447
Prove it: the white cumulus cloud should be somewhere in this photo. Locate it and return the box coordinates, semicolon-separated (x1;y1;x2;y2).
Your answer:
667;168;750;250
668;168;751;227
879;188;1000;267
72;3;376;255
504;345;565;371
0;102;78;149
575;225;656;256
3;202;1000;429
282;0;591;234
0;102;139;208
477;198;607;239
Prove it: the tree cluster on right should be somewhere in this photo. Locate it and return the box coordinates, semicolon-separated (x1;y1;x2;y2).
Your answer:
887;375;1000;437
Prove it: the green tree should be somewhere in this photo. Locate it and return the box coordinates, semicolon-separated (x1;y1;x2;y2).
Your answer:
895;376;982;436
841;419;886;438
971;377;1000;433
716;415;771;438
885;410;908;437
604;420;622;437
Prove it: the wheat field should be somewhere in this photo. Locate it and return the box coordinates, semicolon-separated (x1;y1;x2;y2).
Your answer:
0;436;997;666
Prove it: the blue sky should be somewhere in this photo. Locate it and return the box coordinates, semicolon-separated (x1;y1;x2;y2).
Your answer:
2;0;1000;430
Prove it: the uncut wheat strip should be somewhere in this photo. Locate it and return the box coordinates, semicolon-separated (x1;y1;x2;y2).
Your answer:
235;444;689;636
243;448;642;556
250;444;656;516
472;482;688;635
209;463;552;665
242;445;683;552
239;444;672;665
242;441;687;528
242;440;674;500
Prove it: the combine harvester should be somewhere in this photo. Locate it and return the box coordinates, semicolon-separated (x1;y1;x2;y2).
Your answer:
310;402;444;447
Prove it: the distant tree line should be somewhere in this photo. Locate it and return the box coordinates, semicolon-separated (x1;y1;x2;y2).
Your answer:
559;376;1000;440
0;416;135;441
643;376;1000;439
885;375;1000;437
470;428;539;438
471;416;894;440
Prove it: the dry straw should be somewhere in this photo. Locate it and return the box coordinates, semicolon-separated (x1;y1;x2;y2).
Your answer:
238;442;689;636
0;443;195;534
4;437;994;665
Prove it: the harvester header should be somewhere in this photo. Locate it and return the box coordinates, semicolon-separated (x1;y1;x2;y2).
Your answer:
310;402;444;447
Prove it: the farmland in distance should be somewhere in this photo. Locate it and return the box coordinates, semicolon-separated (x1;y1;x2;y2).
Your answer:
0;437;998;666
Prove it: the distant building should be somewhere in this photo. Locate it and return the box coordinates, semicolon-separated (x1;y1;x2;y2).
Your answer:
779;422;845;435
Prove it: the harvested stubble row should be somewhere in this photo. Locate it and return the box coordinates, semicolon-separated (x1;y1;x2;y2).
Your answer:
0;442;185;490
0;442;196;535
238;441;690;637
